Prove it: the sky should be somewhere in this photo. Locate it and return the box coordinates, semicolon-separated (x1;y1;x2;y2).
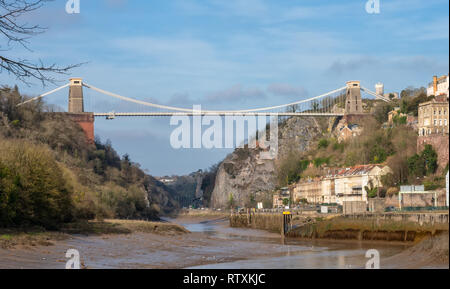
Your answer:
0;0;449;176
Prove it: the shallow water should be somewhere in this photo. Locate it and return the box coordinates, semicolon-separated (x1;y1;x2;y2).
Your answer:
176;218;409;269
0;218;411;269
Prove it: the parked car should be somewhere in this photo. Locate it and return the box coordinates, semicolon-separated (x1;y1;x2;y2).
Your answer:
385;206;397;212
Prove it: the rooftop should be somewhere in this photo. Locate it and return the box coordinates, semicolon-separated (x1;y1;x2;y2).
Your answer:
330;164;382;178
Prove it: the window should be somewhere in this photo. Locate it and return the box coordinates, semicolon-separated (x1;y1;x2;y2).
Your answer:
445;120;448;126
440;120;442;126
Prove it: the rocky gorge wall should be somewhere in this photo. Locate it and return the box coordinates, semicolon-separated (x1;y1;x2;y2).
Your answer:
211;117;325;208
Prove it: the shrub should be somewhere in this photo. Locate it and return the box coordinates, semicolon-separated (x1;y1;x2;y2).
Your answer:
313;157;330;168
386;187;399;196
421;145;438;175
407;145;438;178
0;140;74;229
393;115;407;125
318;139;329;149
0;86;177;227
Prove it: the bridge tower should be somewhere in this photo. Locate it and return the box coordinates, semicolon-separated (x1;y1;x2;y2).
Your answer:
68;77;84;113
345;81;363;114
67;77;95;144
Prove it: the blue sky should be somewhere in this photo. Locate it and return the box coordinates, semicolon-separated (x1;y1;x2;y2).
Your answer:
1;0;448;176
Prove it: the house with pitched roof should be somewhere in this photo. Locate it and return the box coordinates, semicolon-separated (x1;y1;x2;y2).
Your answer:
292;165;391;206
333;165;392;205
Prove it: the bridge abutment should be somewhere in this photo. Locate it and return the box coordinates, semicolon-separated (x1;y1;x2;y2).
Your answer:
67;113;95;144
68;78;95;144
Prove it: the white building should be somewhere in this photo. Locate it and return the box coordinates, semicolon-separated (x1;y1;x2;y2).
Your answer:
333;165;392;205
321;178;336;204
427;75;449;97
375;83;384;96
293;165;392;206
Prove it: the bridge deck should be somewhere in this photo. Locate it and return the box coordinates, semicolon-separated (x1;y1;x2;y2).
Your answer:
93;112;346;117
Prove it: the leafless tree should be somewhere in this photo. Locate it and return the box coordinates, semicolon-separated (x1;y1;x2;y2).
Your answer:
286;104;299;113
0;0;81;85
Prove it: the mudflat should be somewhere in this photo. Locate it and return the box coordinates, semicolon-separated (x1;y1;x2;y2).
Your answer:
0;217;447;269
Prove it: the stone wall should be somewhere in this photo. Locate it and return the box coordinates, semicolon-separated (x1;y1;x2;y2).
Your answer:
343;201;367;214
368;198;385;213
230;212;283;233
385;191;447;208
417;134;449;171
343;212;449;225
66;113;95;144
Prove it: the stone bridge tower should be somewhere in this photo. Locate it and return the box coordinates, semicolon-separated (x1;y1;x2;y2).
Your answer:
69;78;84;113
345;81;363;114
67;78;95;144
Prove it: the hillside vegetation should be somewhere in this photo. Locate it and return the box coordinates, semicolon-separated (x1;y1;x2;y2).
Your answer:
0;86;178;229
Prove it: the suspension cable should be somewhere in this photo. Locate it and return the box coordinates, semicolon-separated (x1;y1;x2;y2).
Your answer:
16;83;70;107
361;87;391;102
83;82;347;114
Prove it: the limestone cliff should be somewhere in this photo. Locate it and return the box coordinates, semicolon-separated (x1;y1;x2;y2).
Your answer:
211;117;325;208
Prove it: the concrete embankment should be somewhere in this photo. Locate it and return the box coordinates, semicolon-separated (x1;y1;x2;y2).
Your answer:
229;212;284;233
175;209;230;219
230;211;449;242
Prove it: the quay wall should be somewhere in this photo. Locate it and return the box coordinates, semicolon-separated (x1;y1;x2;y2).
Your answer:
230;211;449;242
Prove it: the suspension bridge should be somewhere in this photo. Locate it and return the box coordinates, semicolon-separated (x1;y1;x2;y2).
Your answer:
16;78;391;143
18;78;390;117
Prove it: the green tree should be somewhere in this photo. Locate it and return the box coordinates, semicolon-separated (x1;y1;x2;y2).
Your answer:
228;194;235;209
373;102;394;124
408;154;426;178
364;180;379;199
0;141;74;229
421;145;438;175
393;115;407;125
407;145;438;179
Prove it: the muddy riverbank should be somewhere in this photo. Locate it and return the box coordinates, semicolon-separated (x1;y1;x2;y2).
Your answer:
0;217;447;269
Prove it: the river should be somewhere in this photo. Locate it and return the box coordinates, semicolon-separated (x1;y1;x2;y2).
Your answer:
0;217;412;269
173;218;410;269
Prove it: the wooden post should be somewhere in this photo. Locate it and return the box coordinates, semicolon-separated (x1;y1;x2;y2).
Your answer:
282;211;291;238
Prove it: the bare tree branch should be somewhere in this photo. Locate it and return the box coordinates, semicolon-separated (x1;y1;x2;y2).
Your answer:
0;0;83;86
